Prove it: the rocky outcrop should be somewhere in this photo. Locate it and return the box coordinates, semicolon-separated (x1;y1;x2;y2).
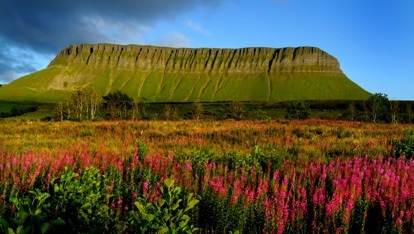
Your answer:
50;44;341;74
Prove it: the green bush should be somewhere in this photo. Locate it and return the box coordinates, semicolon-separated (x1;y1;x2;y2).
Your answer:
130;178;199;233
286;101;311;120
50;167;112;232
2;189;64;234
390;131;414;159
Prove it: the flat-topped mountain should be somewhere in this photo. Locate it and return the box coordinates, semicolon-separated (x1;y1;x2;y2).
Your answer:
0;44;370;102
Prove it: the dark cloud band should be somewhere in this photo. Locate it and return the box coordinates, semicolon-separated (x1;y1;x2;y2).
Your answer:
0;0;222;82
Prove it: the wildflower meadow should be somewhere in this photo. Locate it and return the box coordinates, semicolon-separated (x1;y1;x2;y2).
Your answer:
0;119;413;233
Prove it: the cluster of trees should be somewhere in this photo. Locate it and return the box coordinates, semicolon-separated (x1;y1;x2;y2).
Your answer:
54;88;182;121
343;93;412;123
55;89;141;121
103;91;140;120
55;88;102;121
285;93;413;123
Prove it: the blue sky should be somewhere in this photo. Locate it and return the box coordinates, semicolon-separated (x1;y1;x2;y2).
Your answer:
1;0;413;100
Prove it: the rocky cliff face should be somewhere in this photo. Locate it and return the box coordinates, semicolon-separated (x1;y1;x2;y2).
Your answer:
50;44;341;74
0;44;369;102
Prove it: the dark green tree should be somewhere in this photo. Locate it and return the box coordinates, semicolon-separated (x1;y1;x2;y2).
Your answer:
229;101;245;120
367;93;389;123
286;101;311;120
404;102;413;123
341;102;357;121
389;100;400;124
103;90;134;119
139;97;148;118
192;103;204;120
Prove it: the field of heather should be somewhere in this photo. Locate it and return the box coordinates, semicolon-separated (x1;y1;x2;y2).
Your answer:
0;119;413;233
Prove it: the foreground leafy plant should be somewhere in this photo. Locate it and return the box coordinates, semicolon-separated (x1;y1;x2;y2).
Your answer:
390;130;414;159
50;167;111;232
130;178;199;233
3;190;64;234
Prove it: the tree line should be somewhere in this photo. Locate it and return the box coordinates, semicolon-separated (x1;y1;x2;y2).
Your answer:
287;93;412;123
341;93;411;123
54;89;413;123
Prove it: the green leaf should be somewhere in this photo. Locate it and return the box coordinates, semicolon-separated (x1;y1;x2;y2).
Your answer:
7;228;16;234
185;199;199;211
170;203;179;211
9;197;18;206
143;213;155;222
50;217;66;226
53;184;59;193
40;222;50;234
186;193;194;202
18;210;29;222
38;193;50;203
179;219;189;228
175;210;183;217
17;226;26;234
157;198;166;207
158;227;169;234
162;213;171;221
0;219;10;233
135;202;146;214
164;178;175;189
34;209;42;216
80;210;89;223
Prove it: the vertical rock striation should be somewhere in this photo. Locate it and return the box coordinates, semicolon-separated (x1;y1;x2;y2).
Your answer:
49;44;341;74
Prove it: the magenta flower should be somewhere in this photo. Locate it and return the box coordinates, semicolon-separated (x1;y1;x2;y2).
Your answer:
143;181;149;194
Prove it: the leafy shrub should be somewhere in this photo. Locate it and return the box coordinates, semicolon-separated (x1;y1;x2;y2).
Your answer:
50;167;112;232
130;178;199;233
390;131;414;159
2;189;64;234
336;126;352;139
286;101;311;120
252;107;270;120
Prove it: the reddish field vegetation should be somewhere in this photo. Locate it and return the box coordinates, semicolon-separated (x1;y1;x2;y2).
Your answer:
0;119;413;233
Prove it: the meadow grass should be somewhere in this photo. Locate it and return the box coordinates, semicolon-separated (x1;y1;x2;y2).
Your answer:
0;119;413;233
0;119;408;158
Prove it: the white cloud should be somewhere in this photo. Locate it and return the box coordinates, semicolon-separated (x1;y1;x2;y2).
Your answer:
81;16;149;45
155;32;191;48
186;20;212;36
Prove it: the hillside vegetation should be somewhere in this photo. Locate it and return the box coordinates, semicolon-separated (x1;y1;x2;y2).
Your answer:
0;44;370;102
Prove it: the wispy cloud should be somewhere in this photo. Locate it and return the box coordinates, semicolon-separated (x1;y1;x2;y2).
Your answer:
0;41;39;83
186;20;212;36
155;32;191;48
